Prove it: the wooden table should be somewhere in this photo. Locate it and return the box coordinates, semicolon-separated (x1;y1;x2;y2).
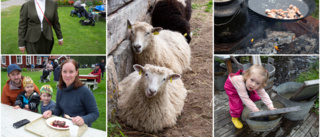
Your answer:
1;104;106;137
79;75;99;90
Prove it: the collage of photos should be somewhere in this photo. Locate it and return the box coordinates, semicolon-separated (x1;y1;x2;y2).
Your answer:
0;0;319;137
214;0;319;136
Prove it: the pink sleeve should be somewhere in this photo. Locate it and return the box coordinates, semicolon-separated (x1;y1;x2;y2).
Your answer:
230;76;259;112
256;88;274;109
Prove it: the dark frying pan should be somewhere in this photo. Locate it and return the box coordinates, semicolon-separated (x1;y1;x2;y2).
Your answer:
247;0;316;21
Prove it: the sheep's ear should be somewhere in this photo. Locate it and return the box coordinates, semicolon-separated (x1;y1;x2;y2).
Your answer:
127;20;132;29
168;74;181;82
151;27;163;35
133;64;144;74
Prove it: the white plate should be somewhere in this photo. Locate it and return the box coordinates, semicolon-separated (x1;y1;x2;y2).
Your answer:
46;117;71;130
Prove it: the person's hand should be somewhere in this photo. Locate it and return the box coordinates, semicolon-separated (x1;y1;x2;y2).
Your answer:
43;110;52;119
59;40;63;45
23;108;31;111
24;105;29;109
252;108;260;112
72;116;85;126
19;47;25;53
269;107;277;110
13;105;20;109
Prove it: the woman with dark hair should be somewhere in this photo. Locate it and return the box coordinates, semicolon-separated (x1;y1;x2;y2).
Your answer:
42;59;99;127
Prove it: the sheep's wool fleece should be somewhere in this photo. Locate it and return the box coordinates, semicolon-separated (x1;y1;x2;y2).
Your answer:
133;22;191;74
117;65;187;133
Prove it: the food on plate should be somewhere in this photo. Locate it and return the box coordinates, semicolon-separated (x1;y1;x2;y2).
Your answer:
51;120;69;128
265;5;304;19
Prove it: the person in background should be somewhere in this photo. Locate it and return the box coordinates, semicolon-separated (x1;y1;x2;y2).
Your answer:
1;64;40;106
42;59;99;127
89;64;101;83
31;63;34;72
99;59;106;80
46;60;53;81
52;59;59;77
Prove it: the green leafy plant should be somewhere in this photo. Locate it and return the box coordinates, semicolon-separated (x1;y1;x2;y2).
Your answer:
295;60;319;83
97;0;102;5
192;1;212;12
63;0;69;5
311;0;319;19
57;0;64;6
214;58;224;64
191;4;201;10
86;1;93;7
313;98;319;114
22;68;28;72
205;0;213;12
107;121;125;137
92;0;102;5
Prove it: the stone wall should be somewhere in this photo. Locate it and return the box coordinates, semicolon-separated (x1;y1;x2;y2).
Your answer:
273;56;319;86
107;0;156;122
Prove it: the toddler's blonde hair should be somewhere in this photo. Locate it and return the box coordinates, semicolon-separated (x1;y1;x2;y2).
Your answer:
23;76;34;87
243;65;269;89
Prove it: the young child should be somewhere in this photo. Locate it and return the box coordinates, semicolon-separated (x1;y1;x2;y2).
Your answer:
39;85;56;114
224;65;276;129
14;77;40;112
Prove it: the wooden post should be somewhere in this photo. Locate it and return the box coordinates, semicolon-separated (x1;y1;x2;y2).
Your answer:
226;59;233;74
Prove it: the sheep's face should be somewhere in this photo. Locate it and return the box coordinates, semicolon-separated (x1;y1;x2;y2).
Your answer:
130;27;152;54
133;64;181;98
127;20;163;54
143;71;168;98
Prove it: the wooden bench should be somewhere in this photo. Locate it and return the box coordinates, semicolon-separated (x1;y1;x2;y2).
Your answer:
81;80;98;91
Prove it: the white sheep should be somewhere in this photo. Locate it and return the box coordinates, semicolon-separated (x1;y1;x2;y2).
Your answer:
127;20;191;74
117;64;187;133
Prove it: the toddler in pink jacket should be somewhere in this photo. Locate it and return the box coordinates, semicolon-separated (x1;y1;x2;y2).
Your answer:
224;65;276;129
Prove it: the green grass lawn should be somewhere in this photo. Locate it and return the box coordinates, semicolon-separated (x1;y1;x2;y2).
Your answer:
1;6;106;54
1;69;106;131
1;0;8;2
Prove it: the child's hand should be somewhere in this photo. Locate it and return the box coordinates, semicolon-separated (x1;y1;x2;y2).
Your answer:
23;108;31;111
72;116;85;126
43;110;52;118
13;106;20;109
269;107;277;110
252;108;260;112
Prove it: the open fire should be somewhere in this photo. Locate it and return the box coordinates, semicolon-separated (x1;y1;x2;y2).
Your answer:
214;3;319;54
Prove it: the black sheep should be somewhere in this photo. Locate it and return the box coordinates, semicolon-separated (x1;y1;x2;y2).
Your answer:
152;0;192;43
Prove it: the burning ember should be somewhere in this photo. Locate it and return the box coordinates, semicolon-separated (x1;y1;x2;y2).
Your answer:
214;9;319;54
235;29;318;54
